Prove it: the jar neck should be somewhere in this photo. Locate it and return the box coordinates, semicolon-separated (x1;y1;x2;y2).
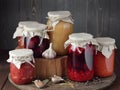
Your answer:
7;55;35;69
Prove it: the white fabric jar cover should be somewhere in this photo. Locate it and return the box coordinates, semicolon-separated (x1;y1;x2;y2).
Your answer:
64;33;98;49
95;37;116;59
7;49;35;69
65;33;98;70
13;21;49;39
47;11;74;29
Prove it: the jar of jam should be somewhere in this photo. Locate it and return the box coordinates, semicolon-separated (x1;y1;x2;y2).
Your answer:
13;21;50;57
7;49;35;85
65;33;98;82
94;37;116;77
47;11;73;56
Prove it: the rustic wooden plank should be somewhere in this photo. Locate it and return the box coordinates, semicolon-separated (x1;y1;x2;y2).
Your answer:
20;0;42;22
0;63;9;89
96;0;111;37
3;80;19;90
0;0;120;49
87;0;98;36
0;0;19;49
0;72;7;90
41;0;65;23
109;0;120;49
64;0;88;33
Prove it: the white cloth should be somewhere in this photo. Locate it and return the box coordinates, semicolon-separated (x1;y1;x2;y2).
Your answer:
95;37;116;59
48;11;74;30
7;49;35;69
7;55;35;69
13;21;49;39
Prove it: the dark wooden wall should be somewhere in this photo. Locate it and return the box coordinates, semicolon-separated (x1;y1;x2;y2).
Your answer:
0;0;120;49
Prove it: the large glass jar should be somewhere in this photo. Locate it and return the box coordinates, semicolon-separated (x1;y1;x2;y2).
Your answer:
7;49;35;85
65;33;98;82
13;21;50;58
47;11;73;56
94;37;116;77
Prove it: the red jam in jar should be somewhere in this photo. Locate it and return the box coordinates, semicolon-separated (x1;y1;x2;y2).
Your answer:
18;36;25;48
65;33;97;82
94;37;116;77
13;21;50;58
7;49;35;85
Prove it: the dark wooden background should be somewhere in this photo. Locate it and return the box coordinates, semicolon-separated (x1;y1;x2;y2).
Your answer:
0;0;120;49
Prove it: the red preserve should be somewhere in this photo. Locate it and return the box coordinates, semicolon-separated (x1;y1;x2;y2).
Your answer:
13;21;50;58
94;37;116;77
65;33;97;82
7;49;35;85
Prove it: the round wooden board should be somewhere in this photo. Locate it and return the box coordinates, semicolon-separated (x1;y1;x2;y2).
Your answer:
9;74;116;90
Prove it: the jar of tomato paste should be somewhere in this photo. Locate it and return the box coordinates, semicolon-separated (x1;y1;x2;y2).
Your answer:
65;33;98;82
13;21;50;57
94;37;116;77
7;49;35;85
47;11;73;56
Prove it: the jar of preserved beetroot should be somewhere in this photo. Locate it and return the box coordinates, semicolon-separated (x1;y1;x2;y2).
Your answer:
13;21;50;57
65;33;98;82
94;37;116;77
47;11;73;56
7;49;35;85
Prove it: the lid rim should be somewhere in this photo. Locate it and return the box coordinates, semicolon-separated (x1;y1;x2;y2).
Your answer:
9;49;33;57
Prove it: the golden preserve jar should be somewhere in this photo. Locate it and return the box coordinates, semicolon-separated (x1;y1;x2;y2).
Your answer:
94;37;116;77
47;11;74;56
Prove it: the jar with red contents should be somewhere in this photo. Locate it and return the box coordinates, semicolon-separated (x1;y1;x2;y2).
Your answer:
13;21;50;58
94;37;116;77
7;49;35;85
65;33;98;82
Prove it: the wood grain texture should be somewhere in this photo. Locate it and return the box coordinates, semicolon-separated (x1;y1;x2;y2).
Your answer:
0;50;120;90
0;0;120;49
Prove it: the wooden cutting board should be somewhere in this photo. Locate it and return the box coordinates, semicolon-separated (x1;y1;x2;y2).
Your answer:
9;73;116;90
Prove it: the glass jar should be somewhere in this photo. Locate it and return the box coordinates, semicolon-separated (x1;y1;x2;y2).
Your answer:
65;33;97;82
94;37;116;77
47;11;73;56
7;49;35;85
18;36;25;48
13;21;50;58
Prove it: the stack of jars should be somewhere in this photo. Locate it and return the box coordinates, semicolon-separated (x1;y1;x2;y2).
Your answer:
7;10;116;85
65;33;116;82
7;11;74;84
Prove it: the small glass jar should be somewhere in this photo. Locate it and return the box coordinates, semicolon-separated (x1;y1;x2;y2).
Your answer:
7;49;35;85
47;11;74;56
65;33;97;82
94;37;116;77
13;21;50;57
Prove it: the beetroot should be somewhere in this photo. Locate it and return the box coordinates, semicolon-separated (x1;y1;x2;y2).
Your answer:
27;36;40;49
67;44;94;82
33;38;50;58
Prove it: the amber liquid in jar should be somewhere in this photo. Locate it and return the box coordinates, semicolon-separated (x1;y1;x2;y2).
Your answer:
10;61;35;85
47;20;73;55
94;50;115;77
67;44;94;82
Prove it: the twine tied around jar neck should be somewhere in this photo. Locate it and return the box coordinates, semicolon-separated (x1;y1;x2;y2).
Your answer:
95;44;116;59
46;15;74;31
95;37;116;59
64;38;98;49
7;55;35;69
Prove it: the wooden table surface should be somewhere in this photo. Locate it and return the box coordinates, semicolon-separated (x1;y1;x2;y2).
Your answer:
0;49;120;90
